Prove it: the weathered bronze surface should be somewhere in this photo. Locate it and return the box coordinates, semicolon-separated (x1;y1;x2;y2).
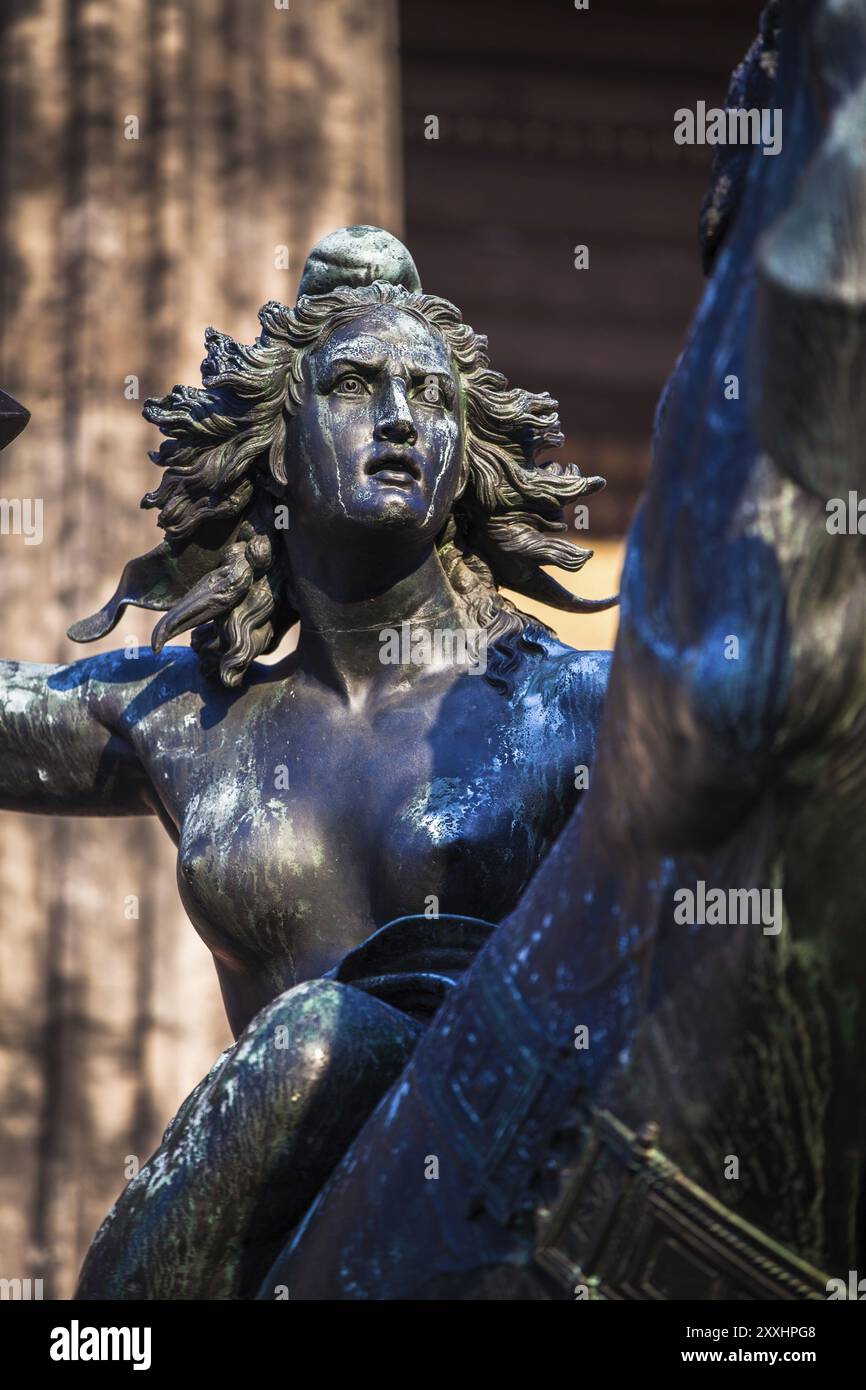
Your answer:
257;0;866;1299
5;0;863;1303
1;227;614;1298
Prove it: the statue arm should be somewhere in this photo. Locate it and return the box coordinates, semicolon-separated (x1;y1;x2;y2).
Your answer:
0;656;156;816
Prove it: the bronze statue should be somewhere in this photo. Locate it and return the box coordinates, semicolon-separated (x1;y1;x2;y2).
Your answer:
261;0;866;1300
7;0;859;1304
0;227;615;1298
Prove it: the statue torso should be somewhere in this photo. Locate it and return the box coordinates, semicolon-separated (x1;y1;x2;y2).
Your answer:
96;640;609;1034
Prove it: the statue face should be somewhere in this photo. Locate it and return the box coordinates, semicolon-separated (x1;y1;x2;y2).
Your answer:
285;306;463;543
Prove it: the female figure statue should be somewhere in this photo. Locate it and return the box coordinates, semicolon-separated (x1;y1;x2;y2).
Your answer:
266;2;866;1300
0;228;614;1298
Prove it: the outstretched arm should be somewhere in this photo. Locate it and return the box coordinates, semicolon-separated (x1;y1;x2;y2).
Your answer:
0;656;156;816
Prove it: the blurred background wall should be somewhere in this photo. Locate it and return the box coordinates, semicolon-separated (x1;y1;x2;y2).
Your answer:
0;0;758;1297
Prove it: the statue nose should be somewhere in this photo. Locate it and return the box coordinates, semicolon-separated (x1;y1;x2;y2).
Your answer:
374;382;417;445
376;416;417;445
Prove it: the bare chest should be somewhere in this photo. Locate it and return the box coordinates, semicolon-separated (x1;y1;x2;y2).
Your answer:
165;679;581;979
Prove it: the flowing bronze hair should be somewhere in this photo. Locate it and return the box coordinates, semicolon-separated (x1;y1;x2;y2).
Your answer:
72;282;615;693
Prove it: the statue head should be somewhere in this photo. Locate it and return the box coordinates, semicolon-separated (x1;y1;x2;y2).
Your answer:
70;227;615;691
277;298;464;547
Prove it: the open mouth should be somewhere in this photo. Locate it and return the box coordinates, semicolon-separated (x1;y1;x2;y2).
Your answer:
366;451;421;486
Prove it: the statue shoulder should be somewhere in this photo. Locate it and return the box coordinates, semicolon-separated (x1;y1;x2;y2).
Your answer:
82;643;214;731
515;631;612;750
525;633;612;716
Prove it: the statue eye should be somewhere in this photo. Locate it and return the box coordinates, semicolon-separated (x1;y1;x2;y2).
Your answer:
417;374;452;409
334;374;366;397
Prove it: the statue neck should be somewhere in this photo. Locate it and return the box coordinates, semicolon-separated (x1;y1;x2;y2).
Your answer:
287;539;467;705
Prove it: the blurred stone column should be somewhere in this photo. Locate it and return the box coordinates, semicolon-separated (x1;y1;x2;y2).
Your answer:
0;0;402;1298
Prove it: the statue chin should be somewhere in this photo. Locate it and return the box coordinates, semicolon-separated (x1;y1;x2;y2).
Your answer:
368;494;440;532
326;490;444;538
